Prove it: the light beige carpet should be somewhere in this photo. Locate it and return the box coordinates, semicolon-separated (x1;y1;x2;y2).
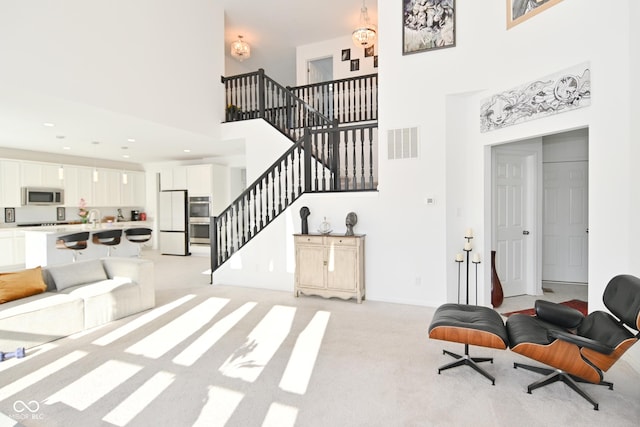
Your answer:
0;254;639;426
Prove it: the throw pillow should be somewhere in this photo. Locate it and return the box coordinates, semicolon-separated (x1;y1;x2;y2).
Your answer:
0;266;48;303
47;259;108;291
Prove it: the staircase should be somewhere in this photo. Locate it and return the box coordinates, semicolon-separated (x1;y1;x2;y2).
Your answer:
211;70;378;279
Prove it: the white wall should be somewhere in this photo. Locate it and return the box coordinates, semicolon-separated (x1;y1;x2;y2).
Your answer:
0;0;223;137
224;1;640;310
213;1;640;371
296;36;378;86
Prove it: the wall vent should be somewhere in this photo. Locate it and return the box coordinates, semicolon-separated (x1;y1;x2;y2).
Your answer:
387;127;418;160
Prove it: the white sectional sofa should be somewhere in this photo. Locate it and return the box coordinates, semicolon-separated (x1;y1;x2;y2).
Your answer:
0;257;154;350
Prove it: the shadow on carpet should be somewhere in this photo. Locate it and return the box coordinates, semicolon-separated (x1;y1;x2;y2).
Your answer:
502;299;588;317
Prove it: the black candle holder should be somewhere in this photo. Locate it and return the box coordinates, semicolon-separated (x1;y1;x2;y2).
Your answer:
472;256;481;306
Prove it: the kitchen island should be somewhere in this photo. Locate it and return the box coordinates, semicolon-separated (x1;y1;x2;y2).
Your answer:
23;221;152;268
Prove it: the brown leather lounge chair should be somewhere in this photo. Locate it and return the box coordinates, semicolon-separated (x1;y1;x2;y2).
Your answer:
506;274;640;410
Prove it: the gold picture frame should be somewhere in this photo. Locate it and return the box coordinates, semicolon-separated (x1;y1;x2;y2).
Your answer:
507;0;563;29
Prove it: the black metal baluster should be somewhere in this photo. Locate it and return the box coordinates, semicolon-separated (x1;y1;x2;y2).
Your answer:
290;150;296;202
352;128;357;189
297;144;303;196
344;130;350;190
277;164;283;212
368;127;374;189
259;182;264;230
271;170;276;219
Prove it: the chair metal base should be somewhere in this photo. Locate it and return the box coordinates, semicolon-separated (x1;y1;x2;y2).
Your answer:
513;362;614;411
438;344;496;385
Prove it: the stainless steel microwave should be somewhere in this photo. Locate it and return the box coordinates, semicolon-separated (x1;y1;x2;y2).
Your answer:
21;187;64;206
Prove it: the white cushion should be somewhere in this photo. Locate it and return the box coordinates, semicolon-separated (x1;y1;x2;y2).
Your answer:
47;259;108;291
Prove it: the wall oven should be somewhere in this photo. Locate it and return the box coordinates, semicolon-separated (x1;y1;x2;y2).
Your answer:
189;196;211;245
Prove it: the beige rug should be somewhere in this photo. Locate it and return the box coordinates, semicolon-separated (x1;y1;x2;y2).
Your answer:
0;283;639;427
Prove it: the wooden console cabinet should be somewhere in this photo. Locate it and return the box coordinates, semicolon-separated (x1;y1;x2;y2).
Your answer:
294;234;365;303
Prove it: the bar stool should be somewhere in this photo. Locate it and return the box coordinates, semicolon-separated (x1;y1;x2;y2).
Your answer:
92;229;123;257
56;232;90;262
124;228;152;257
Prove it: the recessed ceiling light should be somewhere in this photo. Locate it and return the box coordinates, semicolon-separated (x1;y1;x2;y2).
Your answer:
56;135;65;139
122;154;130;159
127;138;136;143
121;146;129;150
63;146;71;150
92;141;100;145
43;122;55;127
183;149;191;153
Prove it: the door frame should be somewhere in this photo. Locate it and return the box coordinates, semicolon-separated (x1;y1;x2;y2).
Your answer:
491;143;543;297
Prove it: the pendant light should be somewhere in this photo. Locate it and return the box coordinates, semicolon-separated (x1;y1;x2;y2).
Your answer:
352;0;376;49
230;35;251;61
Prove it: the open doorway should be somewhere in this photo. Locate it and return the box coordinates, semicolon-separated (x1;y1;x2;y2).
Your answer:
307;56;333;84
492;128;589;313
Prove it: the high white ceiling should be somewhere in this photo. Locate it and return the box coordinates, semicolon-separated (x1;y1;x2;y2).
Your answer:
0;1;377;166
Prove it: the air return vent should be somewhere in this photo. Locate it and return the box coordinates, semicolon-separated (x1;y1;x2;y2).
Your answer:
387;127;418;160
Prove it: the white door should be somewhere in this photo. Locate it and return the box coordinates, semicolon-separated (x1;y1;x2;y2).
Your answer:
307;57;333;84
543;161;588;282
494;151;533;297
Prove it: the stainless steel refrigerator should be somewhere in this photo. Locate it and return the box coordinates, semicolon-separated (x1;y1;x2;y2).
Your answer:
158;190;190;255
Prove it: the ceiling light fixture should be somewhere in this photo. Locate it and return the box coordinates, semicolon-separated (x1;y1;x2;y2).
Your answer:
230;35;251;61
352;0;377;49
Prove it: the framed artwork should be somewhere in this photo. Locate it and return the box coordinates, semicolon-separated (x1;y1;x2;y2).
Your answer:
341;48;351;61
4;207;15;223
480;62;591;132
364;45;375;58
350;59;360;72
507;0;563;29
374;55;378;68
403;0;455;55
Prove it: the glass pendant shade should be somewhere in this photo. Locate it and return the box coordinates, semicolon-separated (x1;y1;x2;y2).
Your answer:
230;35;251;61
352;2;376;48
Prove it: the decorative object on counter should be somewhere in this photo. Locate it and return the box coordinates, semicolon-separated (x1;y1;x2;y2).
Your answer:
117;209;126;222
78;198;89;223
139;212;147;221
131;210;140;221
300;206;310;234
345;212;358;236
318;217;332;234
4;207;15;223
491;250;504;308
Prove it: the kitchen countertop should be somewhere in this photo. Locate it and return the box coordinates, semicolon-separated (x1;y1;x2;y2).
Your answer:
18;221;152;234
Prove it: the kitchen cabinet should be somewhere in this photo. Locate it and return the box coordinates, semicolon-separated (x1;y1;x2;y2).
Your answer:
93;169;121;207
121;171;146;207
187;164;230;215
21;162;63;188
187;164;212;196
0;230;25;269
294;234;365;303
0;160;21;207
63;166;94;208
160;166;187;191
161;164;230;215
